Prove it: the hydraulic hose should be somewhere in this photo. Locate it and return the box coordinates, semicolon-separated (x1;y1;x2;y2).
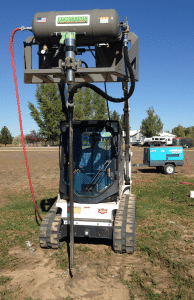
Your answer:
10;28;42;221
69;46;135;103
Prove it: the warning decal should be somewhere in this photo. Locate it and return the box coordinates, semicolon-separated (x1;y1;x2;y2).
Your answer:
100;17;109;24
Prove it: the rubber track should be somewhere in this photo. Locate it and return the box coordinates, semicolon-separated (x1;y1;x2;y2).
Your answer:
39;201;62;248
47;214;63;249
113;194;136;253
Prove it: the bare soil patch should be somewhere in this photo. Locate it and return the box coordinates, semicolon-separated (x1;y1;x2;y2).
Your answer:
0;244;176;300
0;148;193;203
0;149;59;206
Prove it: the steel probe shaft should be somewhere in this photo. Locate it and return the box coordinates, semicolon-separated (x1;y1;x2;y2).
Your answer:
69;115;74;273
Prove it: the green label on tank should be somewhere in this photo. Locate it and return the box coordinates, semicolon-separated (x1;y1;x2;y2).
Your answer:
56;15;90;26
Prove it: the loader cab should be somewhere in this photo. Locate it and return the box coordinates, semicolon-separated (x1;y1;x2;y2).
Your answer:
59;120;124;204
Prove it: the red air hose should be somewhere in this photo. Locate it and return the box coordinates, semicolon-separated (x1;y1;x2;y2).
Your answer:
10;28;42;221
179;182;194;186
184;155;190;175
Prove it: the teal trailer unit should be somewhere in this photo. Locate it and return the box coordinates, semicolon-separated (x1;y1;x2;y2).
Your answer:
143;146;184;175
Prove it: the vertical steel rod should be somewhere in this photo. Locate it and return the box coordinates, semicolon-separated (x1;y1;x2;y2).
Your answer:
63;32;76;275
69;114;74;272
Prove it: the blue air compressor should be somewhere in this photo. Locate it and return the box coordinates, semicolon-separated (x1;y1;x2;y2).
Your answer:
143;147;184;175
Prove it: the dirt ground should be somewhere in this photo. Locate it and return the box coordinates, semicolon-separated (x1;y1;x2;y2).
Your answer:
1;147;193;200
1;244;175;300
0;147;194;299
0;148;60;207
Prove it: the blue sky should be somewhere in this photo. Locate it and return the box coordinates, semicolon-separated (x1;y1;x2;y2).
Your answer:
1;0;194;137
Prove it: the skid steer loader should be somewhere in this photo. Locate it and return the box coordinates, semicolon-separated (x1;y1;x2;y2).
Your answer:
22;8;139;271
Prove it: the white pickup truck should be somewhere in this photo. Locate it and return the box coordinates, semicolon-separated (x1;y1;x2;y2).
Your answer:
143;136;173;147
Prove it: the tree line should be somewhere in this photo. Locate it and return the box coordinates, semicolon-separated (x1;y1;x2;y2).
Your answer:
140;106;194;141
0;84;124;146
27;84;124;143
171;125;194;140
1;84;194;145
0;127;45;146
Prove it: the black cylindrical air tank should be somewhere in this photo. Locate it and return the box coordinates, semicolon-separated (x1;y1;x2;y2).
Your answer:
32;9;121;46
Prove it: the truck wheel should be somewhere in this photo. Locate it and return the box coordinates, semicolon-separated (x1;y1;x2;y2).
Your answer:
164;164;175;175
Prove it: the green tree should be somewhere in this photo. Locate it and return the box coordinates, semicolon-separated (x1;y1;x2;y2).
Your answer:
83;88;93;120
172;124;185;137
13;135;22;146
109;110;125;130
74;88;85;120
28;84;65;144
140;107;163;137
0;126;13;146
184;127;191;136
74;88;125;128
74;88;125;129
110;110;120;122
91;92;108;120
187;127;194;143
172;125;194;143
74;87;108;120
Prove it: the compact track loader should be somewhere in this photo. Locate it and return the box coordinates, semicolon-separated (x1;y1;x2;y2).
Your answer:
21;8;139;271
39;120;136;254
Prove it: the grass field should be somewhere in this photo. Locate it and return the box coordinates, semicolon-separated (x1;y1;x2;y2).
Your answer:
0;148;194;299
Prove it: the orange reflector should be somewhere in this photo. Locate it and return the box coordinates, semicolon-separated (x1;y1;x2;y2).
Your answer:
67;207;81;214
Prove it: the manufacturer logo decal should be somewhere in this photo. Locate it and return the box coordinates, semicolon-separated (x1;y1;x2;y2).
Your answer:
169;149;182;153
98;209;107;214
56;15;90;26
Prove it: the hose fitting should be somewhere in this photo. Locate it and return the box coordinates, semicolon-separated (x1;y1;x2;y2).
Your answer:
20;26;33;31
